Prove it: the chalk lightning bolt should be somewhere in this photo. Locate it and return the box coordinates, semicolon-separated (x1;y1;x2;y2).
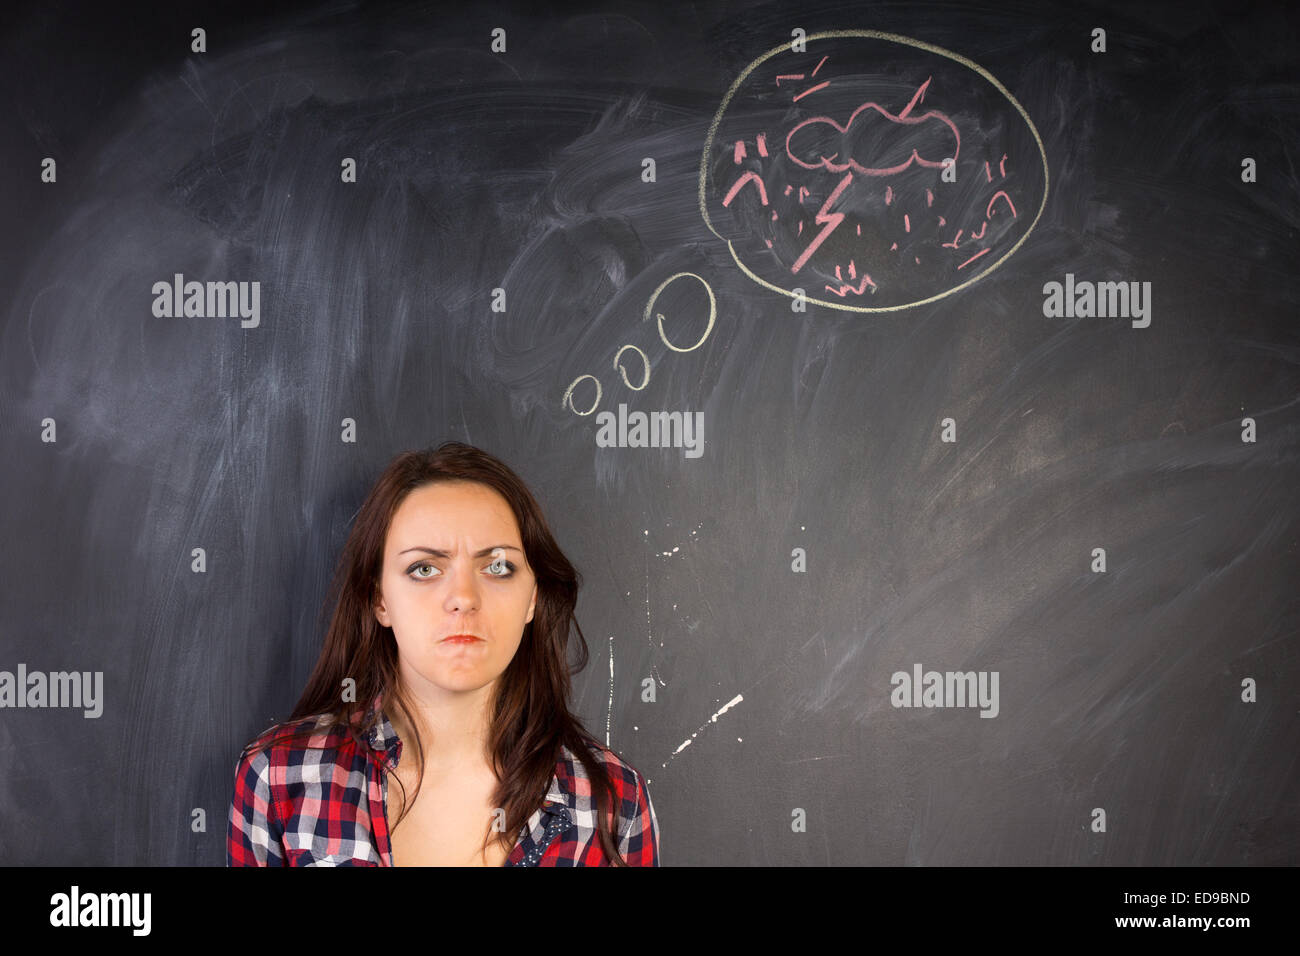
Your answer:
791;172;853;274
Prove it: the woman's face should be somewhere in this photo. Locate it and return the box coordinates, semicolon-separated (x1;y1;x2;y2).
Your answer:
373;480;537;701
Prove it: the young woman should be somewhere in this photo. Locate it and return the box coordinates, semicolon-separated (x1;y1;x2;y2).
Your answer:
227;442;659;866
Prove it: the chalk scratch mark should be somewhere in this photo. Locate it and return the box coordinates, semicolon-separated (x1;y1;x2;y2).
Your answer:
663;694;744;766
606;636;614;747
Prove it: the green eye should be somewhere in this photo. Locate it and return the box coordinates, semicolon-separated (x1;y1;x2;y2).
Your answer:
405;559;516;580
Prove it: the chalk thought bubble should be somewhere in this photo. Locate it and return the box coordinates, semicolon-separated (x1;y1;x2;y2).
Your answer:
700;31;1049;312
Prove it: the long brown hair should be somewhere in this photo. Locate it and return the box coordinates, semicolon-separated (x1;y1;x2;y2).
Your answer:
245;441;627;864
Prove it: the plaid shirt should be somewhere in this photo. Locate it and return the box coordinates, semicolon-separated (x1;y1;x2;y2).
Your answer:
227;693;660;866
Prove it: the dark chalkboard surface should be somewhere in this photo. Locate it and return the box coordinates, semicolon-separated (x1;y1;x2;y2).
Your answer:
1;0;1296;867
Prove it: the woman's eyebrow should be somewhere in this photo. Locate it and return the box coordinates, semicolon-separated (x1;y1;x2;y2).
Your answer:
398;545;522;557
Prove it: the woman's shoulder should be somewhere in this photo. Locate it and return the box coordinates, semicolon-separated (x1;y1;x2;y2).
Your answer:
235;712;352;766
566;737;645;776
560;738;654;812
559;737;661;864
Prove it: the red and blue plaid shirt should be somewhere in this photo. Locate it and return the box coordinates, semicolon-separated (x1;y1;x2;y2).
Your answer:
227;693;660;866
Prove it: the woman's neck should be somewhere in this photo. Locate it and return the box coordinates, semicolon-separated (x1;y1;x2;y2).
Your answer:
387;677;496;775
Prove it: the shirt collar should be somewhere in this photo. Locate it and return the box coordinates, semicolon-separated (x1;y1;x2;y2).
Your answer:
361;691;402;768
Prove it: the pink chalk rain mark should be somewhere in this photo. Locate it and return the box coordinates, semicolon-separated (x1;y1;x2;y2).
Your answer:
825;274;877;297
986;190;1017;218
957;247;990;270
792;81;830;102
898;77;930;118
722;171;769;207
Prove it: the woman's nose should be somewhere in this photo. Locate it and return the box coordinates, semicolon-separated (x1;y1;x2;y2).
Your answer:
442;561;481;611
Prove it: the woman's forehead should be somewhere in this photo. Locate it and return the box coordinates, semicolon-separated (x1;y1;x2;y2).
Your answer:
389;482;521;542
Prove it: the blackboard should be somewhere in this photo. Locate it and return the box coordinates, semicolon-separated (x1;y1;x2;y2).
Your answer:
1;0;1297;868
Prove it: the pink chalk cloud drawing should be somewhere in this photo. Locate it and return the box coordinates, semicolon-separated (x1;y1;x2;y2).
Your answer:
785;77;961;178
700;31;1049;312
